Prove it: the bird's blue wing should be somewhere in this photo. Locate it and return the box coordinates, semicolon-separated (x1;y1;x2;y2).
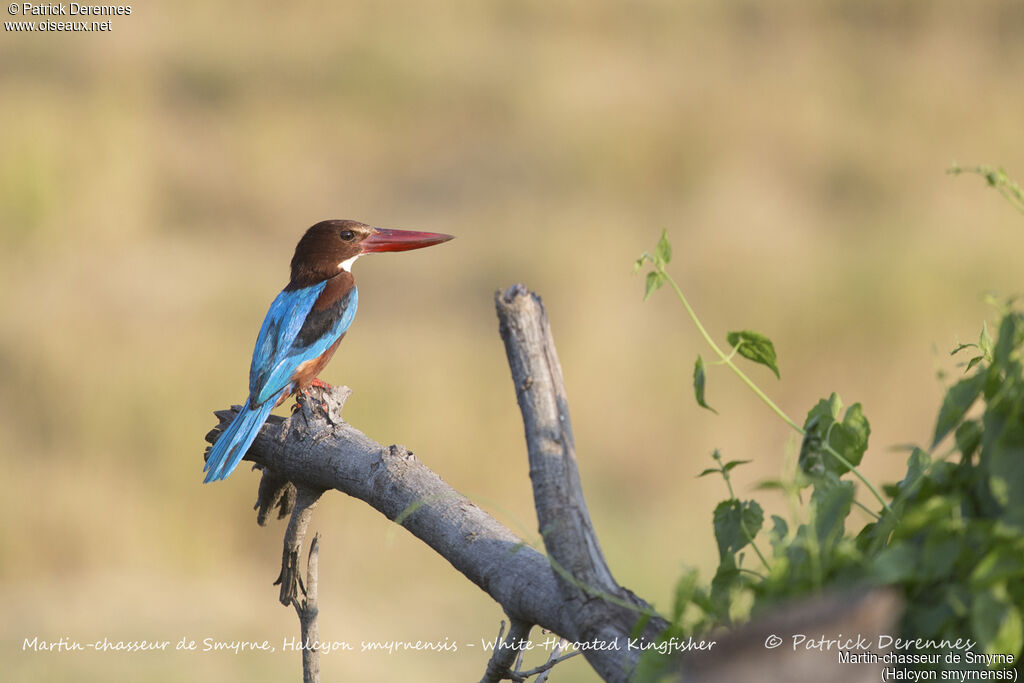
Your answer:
249;283;359;406
248;282;325;404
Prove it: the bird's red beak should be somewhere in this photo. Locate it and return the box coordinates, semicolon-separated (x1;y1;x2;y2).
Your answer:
362;227;454;253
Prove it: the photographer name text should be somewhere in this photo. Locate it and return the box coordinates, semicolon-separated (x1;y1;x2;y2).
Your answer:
11;4;130;16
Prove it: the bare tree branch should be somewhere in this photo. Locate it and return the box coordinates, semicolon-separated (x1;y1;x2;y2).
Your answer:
292;533;322;683
495;284;616;585
275;486;323;607
204;386;582;667
479;618;533;683
254;468;296;526
526;640;579;683
495;284;667;680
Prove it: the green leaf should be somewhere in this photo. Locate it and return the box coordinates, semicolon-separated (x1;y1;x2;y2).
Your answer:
971;584;1024;659
993;311;1024;366
671;568;699;622
632;255;645;274
982;399;1024;526
654;229;672;267
722;459;751;473
631;610;653;639
798;397;836;478
743;501;764;541
828;403;871;470
872;544;918;583
768;515;789;556
713;499;764;558
895;494;960;540
971;543;1024;587
920;532;964;581
693;355;716;413
812;480;854;549
954;420;982;461
799;395;843;473
950;342;977;356
979;321;993;358
643;271;665;300
726;330;780;378
799;394;869;477
697;467;721;478
708;554;740;623
932;370;986;448
898;447;931;495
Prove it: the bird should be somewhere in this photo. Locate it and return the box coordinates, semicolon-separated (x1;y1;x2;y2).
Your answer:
204;219;453;483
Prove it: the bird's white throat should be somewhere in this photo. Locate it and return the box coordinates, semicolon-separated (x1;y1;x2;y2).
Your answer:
339;255;360;272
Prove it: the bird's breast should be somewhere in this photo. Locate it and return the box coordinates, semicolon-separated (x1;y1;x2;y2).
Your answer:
291;334;347;393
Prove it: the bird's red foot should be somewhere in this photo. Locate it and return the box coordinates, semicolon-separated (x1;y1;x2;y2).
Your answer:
293;379;331;413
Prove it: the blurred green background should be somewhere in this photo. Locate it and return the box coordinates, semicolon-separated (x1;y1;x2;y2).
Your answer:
3;1;1024;680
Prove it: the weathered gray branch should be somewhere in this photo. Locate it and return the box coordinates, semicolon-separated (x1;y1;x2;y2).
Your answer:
495;284;668;679
524;639;578;683
479;618;533;683
293;533;321;683
204;385;586;671
274;486;322;606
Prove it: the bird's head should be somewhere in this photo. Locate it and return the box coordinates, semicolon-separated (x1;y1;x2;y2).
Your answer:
289;220;453;287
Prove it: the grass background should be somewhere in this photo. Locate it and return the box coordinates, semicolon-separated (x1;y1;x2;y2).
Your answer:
2;1;1023;680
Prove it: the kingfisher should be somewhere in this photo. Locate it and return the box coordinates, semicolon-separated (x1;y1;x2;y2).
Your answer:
204;219;453;483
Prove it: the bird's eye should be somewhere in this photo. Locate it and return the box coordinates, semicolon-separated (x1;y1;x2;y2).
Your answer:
340;230;356;241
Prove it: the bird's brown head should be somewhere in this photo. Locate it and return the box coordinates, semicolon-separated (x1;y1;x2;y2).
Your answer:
289;220;453;288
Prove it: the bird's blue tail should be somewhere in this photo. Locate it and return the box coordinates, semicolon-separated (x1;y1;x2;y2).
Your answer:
204;394;282;483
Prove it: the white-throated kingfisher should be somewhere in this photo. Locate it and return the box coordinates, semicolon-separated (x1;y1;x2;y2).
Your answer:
204;220;453;483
